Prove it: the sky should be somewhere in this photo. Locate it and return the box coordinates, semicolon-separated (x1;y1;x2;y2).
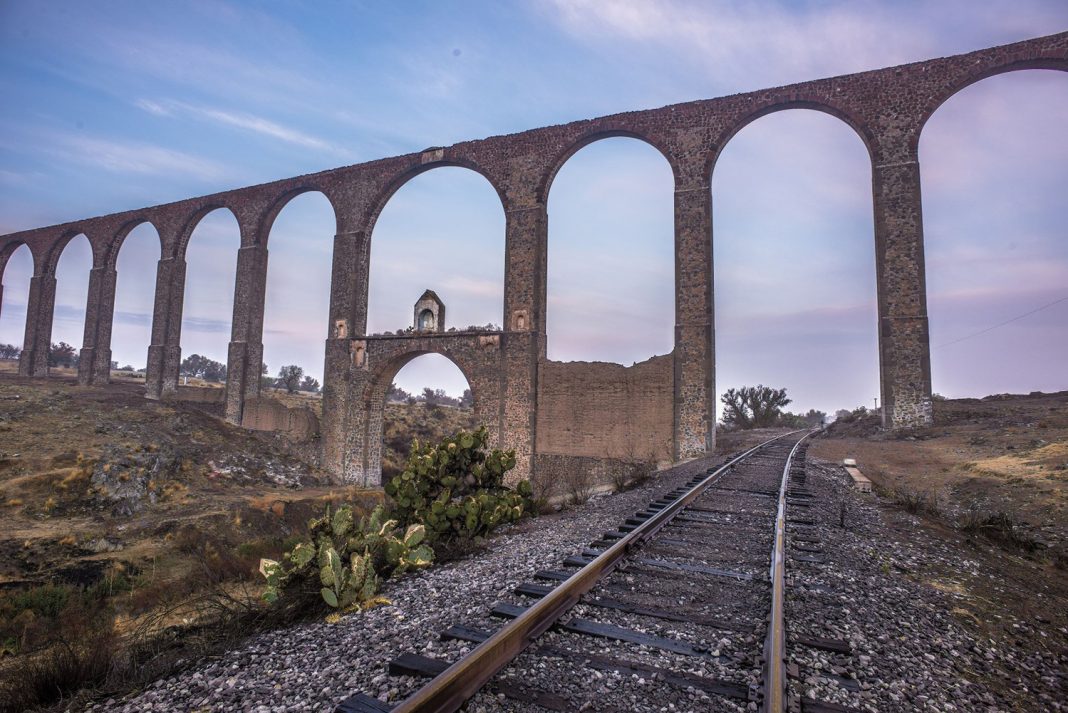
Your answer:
0;0;1065;418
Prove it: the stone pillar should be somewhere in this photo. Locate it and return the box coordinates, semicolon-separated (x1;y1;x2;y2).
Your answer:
77;266;117;385
18;273;56;377
145;257;186;399
321;229;370;481
499;202;546;483
224;244;269;423
872;156;933;428
673;182;716;460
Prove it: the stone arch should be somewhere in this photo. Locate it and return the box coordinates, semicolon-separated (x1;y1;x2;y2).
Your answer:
914;60;1068;155
710;106;879;416
176;205;240;260
544;134;677;364
364;159;508;239
0;240;34;279
0;241;34;350
48;231;94;370
257;187;340;246
261;190;338;388
179;206;242;371
538;129;678;205
43;229;91;277
708;98;876;181
918;67;1068;397
109;221;163;374
361;344;497;485
105;218;162;269
366;163;507;335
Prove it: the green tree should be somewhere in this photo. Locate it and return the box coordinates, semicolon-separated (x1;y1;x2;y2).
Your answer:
278;364;303;394
180;354;227;382
299;375;320;393
459;388;474;409
47;342;77;368
721;385;792;429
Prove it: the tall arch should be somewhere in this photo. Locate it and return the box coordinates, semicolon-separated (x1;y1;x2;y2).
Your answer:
111;222;161;373
262;191;337;388
708;99;877;179
180;208;240;382
711;108;878;418
367;166;505;336
545;136;675;364
920;69;1068;397
0;243;33;355
49;233;93;376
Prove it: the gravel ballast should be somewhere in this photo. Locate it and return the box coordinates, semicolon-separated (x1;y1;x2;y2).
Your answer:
84;445;1067;713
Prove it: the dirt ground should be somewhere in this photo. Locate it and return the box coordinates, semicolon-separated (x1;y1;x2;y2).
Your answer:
0;373;370;593
811;391;1068;553
0;371;486;594
810;391;1068;686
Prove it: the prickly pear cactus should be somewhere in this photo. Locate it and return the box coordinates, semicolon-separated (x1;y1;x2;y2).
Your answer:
259;501;432;613
384;426;535;543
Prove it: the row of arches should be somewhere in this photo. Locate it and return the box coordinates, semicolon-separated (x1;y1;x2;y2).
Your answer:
1;69;1063;413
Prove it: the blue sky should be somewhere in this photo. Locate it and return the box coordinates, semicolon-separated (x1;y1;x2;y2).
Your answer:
0;0;1065;416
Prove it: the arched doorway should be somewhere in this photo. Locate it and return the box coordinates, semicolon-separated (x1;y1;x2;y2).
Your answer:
376;353;479;483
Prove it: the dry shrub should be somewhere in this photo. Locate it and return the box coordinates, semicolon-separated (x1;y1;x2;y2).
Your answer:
525;468;558;513
175;526;258;584
248;495;287;518
880;485;945;518
561;468;595;507
0;616;119;713
958;509;1042;552
610;459;656;493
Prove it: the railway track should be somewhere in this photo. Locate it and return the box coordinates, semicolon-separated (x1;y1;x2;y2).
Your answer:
336;430;857;713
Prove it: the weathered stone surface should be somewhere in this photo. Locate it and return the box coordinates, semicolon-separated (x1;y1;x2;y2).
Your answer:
240;397;319;442
90;446;182;517
2;32;1065;484
536;355;673;464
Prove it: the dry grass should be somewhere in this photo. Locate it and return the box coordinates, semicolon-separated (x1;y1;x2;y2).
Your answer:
811;390;1068;559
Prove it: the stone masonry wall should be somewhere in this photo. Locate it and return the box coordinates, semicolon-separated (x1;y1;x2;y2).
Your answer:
536;355;674;464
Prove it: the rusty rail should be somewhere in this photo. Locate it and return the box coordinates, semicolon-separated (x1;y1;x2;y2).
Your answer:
762;430;815;713
389;430;808;713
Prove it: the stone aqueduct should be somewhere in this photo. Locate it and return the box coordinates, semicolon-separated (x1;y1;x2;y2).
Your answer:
1;32;1065;485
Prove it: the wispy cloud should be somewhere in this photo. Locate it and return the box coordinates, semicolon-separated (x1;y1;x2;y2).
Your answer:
182;315;231;334
541;0;1067;91
186;105;339;153
134;99;172;117
113;310;151;326
47;133;227;181
135;98;352;156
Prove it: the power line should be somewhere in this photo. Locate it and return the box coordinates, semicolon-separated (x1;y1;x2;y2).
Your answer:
936;295;1068;349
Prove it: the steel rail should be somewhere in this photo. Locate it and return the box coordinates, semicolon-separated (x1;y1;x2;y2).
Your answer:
762;429;815;713
390;429;808;713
